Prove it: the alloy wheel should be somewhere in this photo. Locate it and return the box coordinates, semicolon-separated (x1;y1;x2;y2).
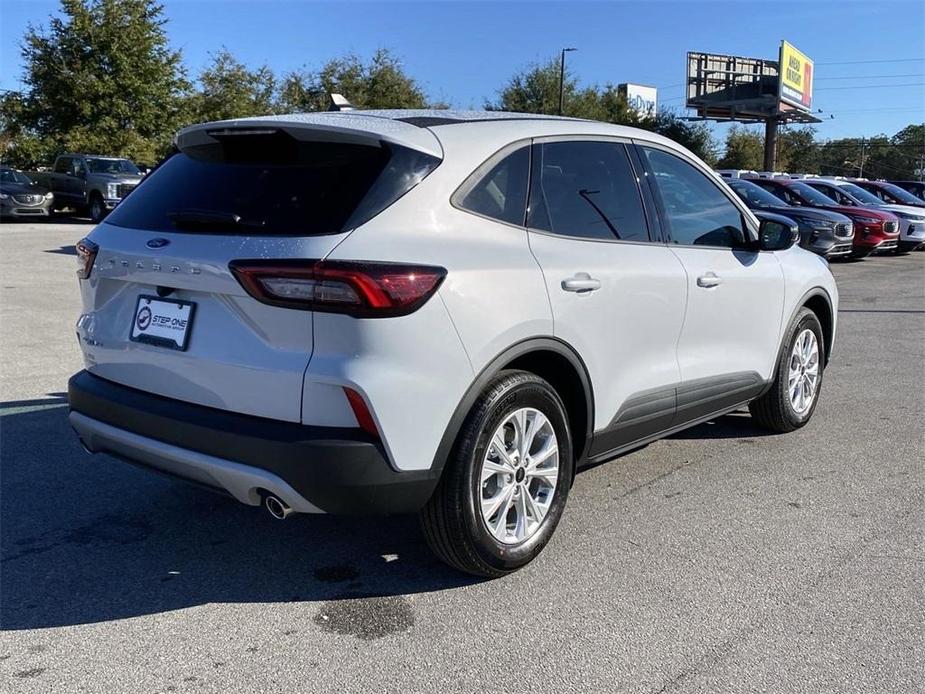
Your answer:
478;407;559;545
788;328;819;414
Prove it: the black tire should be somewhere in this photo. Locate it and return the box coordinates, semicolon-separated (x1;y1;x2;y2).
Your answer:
420;370;574;578
749;307;824;433
89;193;106;224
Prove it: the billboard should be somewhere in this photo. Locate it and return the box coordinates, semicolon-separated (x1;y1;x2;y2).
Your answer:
778;41;813;111
619;83;657;117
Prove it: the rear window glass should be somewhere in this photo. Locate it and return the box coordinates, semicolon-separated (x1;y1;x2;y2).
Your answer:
105;132;439;235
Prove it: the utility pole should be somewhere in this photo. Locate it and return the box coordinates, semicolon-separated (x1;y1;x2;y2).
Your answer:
558;47;577;116
858;137;867;178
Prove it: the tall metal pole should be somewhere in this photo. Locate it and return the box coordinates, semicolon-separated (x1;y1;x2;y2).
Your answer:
558;48;576;116
763;118;778;171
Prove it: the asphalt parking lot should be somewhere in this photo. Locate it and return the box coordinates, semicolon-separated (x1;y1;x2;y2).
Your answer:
1;220;922;693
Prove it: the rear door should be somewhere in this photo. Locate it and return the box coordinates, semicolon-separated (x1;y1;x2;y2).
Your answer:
77;123;441;423
525;138;688;461
636;144;784;419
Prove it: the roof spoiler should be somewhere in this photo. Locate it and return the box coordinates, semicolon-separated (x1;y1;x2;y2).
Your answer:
176;112;443;159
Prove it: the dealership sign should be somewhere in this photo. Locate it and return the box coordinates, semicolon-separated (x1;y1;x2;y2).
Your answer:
618;83;658;117
778;41;813;111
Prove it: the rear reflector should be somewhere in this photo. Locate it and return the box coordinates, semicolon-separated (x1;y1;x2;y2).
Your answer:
229;260;446;317
343;387;379;438
76;238;99;279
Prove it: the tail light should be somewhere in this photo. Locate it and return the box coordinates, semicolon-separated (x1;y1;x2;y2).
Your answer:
76;238;99;279
229;259;447;318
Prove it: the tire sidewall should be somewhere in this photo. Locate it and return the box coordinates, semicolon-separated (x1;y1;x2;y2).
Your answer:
778;311;824;427
461;377;573;573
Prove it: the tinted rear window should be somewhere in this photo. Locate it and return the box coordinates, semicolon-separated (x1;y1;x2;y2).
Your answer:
106;132;439;235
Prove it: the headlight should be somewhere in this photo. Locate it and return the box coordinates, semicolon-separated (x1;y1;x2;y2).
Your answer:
0;192;8;200
894;210;925;222
44;191;53;200
106;183;118;198
853;216;881;225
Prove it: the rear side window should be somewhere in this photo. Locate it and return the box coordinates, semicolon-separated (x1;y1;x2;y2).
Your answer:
456;146;529;226
105;131;439;235
642;147;745;248
528;141;649;242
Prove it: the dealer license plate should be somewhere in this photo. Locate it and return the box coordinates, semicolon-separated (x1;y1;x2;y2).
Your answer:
130;295;195;351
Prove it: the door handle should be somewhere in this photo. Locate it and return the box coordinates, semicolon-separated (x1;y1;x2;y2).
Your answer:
697;272;723;288
561;273;601;293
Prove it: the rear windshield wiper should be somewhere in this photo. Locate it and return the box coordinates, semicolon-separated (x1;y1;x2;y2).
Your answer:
167;209;265;230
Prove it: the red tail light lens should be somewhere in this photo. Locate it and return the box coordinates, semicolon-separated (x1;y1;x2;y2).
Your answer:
229;260;447;317
76;238;99;279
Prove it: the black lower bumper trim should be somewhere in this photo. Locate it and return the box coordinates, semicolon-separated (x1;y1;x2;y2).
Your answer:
68;371;439;514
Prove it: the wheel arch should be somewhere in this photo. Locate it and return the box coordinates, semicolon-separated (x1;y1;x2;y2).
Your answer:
798;288;835;365
430;337;594;479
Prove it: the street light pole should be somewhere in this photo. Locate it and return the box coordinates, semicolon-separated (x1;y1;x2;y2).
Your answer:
558;47;576;116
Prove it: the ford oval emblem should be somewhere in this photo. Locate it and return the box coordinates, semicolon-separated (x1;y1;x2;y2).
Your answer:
146;238;170;249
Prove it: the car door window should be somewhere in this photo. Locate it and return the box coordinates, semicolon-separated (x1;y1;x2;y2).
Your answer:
812;184;851;205
54;157;71;175
528;141;650;242
457;146;529;226
642;147;746;248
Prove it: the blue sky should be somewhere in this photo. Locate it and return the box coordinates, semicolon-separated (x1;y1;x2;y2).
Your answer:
2;0;923;144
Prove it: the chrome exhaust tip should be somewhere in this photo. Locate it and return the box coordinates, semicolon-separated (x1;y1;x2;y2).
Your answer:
264;494;293;520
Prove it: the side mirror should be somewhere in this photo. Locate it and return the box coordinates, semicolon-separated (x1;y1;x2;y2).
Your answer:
758;215;800;251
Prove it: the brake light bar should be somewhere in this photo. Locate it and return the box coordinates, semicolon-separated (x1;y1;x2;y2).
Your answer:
229;259;447;318
76;238;99;279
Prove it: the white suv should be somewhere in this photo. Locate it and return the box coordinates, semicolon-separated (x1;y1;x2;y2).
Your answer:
68;110;838;577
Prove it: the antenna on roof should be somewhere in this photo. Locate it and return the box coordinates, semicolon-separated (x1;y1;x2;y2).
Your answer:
328;94;355;112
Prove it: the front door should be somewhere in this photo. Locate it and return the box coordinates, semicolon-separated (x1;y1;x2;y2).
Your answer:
636;144;785;423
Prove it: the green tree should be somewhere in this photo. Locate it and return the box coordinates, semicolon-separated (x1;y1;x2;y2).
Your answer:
276;49;427;113
489;58;716;163
193;48;276;122
717;126;764;170
646;111;718;166
778;127;819;174
9;0;189;167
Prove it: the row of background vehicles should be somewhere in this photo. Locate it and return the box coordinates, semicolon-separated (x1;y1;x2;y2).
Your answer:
3;154;925;260
718;170;925;258
1;153;144;223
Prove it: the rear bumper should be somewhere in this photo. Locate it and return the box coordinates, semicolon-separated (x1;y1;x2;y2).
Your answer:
68;370;439;514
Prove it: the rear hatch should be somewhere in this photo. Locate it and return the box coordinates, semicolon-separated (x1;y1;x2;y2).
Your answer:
76;115;441;423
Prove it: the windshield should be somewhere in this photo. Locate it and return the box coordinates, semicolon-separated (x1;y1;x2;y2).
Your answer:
877;182;924;205
791;182;839;206
728;180;787;209
0;168;35;185
85;158;140;175
838;182;885;206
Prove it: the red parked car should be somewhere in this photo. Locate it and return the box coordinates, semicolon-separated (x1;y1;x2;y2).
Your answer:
746;177;900;258
851;179;925;208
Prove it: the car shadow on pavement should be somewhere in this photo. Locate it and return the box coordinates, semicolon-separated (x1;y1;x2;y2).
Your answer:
43;245;77;256
0;405;481;631
668;410;777;440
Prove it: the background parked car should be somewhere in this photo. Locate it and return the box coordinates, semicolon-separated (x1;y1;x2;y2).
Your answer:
31;154;143;223
852;179;925;208
746;176;900;258
889;180;925;201
803;178;925;253
726;178;854;259
0;165;54;219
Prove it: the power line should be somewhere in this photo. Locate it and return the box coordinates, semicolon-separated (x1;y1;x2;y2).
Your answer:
816;73;924;81
816;82;925;91
816;58;925;66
